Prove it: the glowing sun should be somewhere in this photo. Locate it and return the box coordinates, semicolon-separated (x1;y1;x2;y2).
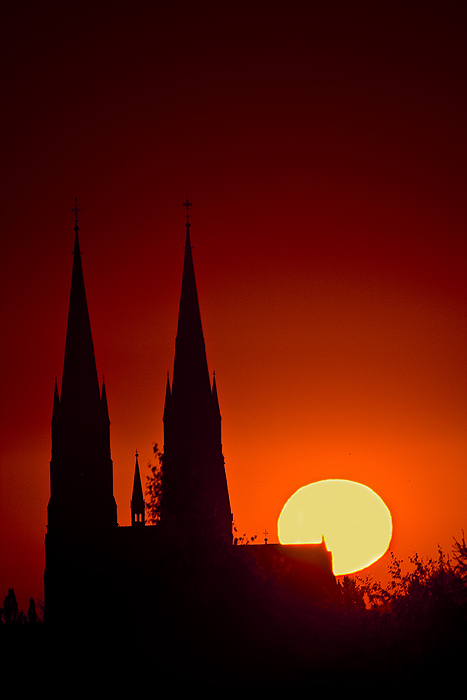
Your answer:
278;479;392;576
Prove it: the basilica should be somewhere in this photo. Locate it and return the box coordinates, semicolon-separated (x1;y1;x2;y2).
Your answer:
44;201;335;627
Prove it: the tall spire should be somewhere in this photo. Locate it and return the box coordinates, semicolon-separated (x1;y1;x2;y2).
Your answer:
160;202;232;546
45;203;118;627
48;202;117;533
171;200;211;402
59;204;101;415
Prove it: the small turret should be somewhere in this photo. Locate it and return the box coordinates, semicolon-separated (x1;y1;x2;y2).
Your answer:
131;451;145;527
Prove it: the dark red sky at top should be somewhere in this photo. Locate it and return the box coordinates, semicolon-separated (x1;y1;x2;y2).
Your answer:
1;2;466;610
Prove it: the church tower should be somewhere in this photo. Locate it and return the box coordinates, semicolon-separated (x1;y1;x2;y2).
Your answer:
160;201;233;547
45;203;117;623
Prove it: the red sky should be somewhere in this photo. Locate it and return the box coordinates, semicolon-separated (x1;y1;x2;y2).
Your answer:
1;1;466;610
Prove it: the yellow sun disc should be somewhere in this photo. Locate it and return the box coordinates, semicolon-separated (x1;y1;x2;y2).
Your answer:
278;479;392;575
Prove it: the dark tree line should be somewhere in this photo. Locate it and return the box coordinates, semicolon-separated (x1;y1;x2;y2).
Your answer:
0;588;42;625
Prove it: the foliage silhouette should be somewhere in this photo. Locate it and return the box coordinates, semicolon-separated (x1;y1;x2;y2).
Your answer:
453;530;467;580
337;540;467;684
0;588;42;625
27;598;38;624
145;443;163;524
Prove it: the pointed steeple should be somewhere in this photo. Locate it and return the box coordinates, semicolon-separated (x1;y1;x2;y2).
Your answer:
131;451;145;527
171;220;211;402
47;204;117;534
59;223;101;417
160;202;232;546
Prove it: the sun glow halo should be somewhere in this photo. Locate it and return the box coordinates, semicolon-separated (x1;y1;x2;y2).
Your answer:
278;479;392;576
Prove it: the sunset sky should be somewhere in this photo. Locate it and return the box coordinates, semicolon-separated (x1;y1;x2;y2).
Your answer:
1;2;466;610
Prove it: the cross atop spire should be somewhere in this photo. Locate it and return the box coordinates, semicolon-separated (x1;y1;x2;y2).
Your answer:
72;198;81;231
183;196;192;226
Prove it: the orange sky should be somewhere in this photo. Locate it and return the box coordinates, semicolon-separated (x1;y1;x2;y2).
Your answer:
1;2;466;610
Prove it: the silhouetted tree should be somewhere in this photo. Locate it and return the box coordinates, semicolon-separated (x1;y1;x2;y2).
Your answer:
145;443;163;524
0;591;43;626
27;598;37;624
2;588;19;624
341;544;467;682
336;575;366;608
358;547;467;612
453;530;467;581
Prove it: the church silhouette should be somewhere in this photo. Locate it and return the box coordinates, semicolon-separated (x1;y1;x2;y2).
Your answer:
44;201;335;628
